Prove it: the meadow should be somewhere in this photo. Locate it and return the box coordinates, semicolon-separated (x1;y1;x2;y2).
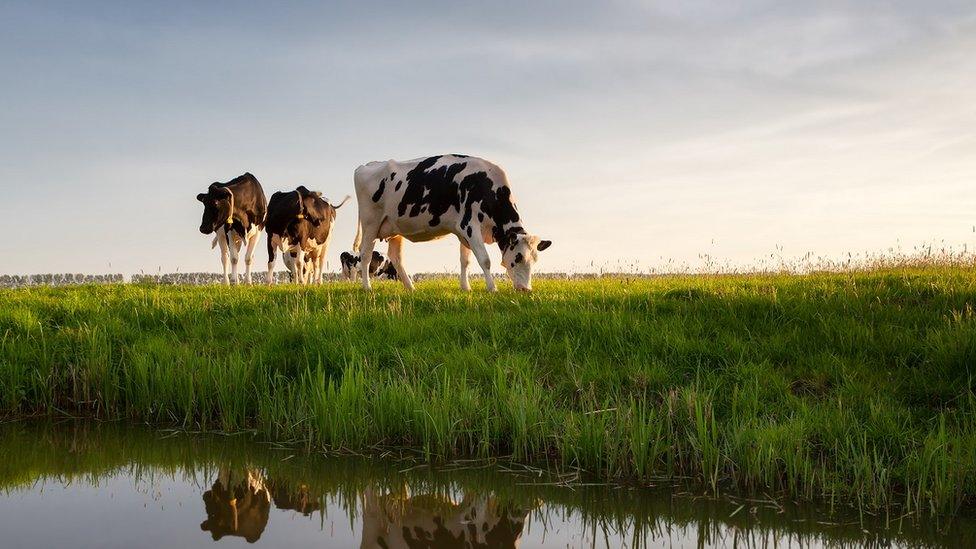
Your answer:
1;266;974;517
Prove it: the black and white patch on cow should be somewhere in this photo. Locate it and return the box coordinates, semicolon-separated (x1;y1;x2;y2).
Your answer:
196;173;267;285
339;250;398;281
351;155;550;291
265;186;349;284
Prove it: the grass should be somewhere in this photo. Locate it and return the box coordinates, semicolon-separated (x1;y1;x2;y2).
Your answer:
1;267;975;517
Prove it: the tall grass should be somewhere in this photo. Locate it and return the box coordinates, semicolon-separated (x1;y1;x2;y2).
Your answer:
1;266;975;517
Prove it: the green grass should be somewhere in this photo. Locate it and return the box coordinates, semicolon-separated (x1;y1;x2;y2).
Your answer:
1;268;975;516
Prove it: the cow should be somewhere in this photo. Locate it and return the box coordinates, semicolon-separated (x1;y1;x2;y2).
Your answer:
340;250;398;281
265;186;349;284
351;155;551;292
360;488;536;549
196;173;267;285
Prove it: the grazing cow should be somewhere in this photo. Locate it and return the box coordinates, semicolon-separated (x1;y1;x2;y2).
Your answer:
360;488;536;549
196;173;267;285
340;250;398;281
266;186;349;284
352;155;550;292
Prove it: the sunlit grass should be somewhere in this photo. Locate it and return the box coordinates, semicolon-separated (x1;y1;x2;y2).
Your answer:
1;265;975;516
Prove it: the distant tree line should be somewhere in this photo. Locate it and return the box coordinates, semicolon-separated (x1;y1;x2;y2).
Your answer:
0;272;612;288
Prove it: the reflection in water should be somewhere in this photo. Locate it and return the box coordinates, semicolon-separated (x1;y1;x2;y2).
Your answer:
360;488;535;548
269;479;322;516
0;421;972;548
200;468;271;542
198;469;535;547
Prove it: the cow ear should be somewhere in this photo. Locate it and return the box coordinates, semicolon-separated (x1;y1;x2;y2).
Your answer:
537;240;552;251
296;185;310;195
196;193;207;202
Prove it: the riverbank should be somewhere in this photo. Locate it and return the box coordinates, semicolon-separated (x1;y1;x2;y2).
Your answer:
1;268;974;516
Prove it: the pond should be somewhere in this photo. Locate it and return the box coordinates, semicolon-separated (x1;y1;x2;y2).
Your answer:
0;421;969;548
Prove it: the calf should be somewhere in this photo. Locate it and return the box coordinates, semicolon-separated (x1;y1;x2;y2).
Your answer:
352;155;550;291
339;250;398;281
196;173;267;285
266;186;349;284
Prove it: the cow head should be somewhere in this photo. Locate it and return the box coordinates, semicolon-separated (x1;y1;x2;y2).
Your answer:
502;234;551;291
297;186;329;227
196;184;234;234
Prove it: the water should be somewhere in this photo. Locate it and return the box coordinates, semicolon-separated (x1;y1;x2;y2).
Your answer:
0;421;970;548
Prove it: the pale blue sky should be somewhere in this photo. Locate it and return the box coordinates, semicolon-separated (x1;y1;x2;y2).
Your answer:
1;1;974;275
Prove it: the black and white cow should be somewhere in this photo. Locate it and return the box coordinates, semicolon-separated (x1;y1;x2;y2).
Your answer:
266;186;349;284
197;173;267;285
339;250;398;281
352;155;551;292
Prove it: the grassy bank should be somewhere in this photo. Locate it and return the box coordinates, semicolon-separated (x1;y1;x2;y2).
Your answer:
1;269;975;516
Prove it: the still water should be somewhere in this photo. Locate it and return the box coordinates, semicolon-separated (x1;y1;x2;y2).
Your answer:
0;421;970;548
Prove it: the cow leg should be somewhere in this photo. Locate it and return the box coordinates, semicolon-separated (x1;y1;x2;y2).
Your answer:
266;234;278;286
228;233;242;285
243;230;260;285
217;227;231;285
295;248;306;285
315;252;325;284
314;241;327;284
284;250;297;283
459;240;472;291
358;227;379;290
467;236;497;292
307;250;318;284
386;235;414;290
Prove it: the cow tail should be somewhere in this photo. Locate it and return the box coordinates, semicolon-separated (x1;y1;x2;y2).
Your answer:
352;217;362;254
331;195;351;209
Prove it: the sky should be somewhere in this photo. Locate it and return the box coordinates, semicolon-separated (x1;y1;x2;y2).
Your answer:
1;0;974;275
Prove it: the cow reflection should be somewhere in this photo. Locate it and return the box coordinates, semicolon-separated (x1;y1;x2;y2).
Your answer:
361;488;535;548
200;468;271;543
268;480;322;516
